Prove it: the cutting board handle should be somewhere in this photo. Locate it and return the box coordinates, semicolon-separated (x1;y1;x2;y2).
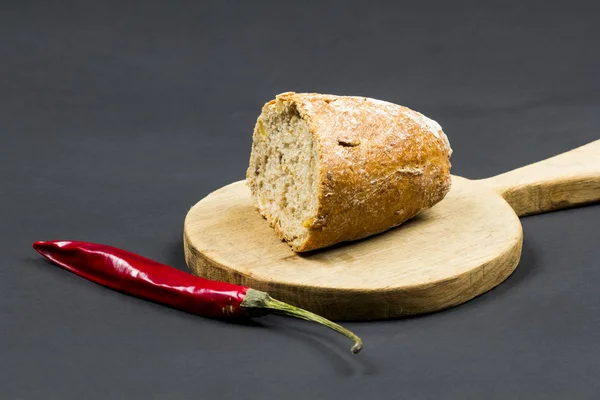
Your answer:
480;139;600;217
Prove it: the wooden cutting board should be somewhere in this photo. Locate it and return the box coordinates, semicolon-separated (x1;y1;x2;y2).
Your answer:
184;140;600;321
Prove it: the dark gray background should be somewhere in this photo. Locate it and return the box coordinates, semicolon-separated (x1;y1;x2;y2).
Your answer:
2;1;599;399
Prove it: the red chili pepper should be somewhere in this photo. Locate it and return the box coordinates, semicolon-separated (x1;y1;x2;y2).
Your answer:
32;240;362;353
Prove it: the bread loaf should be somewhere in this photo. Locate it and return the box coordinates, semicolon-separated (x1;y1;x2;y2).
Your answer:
246;92;452;252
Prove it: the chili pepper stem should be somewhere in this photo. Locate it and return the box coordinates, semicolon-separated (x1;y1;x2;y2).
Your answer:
241;288;363;354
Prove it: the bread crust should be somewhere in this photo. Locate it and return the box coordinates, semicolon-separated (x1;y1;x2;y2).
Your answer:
249;92;453;252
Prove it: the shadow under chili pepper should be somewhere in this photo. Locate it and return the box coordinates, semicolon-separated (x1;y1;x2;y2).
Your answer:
163;239;368;367
259;317;376;376
31;239;364;357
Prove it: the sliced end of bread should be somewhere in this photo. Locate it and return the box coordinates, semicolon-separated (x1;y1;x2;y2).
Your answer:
246;98;320;250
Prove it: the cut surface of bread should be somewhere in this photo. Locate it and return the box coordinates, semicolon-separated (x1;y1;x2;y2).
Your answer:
247;92;452;252
247;100;319;249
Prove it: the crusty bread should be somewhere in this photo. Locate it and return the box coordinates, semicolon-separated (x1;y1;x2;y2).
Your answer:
246;92;452;252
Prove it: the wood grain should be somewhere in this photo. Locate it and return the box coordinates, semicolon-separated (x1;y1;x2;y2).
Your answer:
481;140;600;216
183;140;600;321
